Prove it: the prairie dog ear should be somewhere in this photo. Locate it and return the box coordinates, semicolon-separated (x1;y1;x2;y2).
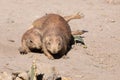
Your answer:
33;28;41;35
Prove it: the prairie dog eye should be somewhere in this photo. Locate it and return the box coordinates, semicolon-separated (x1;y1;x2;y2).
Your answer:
27;39;33;43
30;40;33;43
47;42;51;45
58;42;61;45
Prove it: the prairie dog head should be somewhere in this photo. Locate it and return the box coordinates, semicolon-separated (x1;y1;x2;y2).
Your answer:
26;29;42;49
44;35;63;54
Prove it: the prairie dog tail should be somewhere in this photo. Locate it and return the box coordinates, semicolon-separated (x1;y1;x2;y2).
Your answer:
64;12;84;22
28;25;34;30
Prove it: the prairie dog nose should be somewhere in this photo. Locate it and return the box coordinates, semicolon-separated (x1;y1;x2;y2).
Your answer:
52;49;58;54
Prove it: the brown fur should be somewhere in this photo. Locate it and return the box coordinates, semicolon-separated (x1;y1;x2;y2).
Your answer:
29;14;73;59
19;28;42;54
31;12;83;29
40;14;72;59
32;14;48;28
20;13;83;58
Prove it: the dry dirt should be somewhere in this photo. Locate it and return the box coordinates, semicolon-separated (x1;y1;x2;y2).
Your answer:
0;0;120;80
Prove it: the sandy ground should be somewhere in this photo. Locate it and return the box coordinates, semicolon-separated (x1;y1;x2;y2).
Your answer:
0;0;120;80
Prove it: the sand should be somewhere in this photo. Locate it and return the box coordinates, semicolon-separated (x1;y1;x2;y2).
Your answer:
0;0;120;80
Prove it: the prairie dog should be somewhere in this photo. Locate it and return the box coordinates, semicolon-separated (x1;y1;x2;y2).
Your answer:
19;28;42;54
41;14;72;59
20;13;84;59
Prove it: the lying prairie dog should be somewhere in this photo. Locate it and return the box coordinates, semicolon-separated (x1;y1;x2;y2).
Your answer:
40;14;72;59
19;28;42;54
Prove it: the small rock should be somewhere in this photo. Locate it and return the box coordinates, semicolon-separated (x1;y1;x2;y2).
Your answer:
15;77;22;80
8;40;15;42
1;72;12;80
18;72;29;80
